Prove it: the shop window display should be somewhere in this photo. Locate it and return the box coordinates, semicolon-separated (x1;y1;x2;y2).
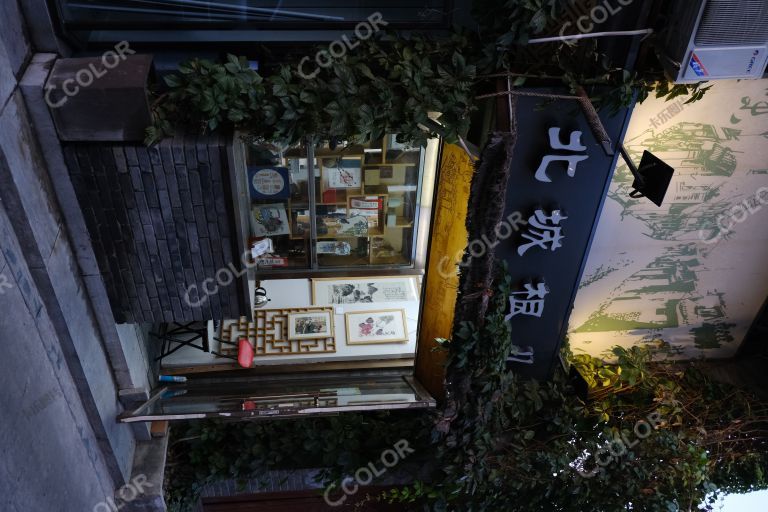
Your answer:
243;136;424;272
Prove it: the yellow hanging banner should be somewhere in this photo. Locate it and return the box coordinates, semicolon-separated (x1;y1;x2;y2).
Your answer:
415;143;475;400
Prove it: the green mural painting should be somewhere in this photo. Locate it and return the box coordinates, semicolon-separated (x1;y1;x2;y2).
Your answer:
578;255;634;290
690;322;737;350
570;83;768;360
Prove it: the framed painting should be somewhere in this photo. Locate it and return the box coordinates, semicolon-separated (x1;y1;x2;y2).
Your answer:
247;166;291;200
251;203;290;237
311;276;419;305
316;215;370;238
345;309;408;344
316;240;352;255
322;157;363;189
287;311;335;340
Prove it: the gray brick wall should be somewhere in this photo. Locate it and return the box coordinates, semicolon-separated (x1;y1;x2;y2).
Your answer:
63;134;246;323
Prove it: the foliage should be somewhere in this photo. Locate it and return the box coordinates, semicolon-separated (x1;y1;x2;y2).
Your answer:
569;346;768;510
164;412;432;511
472;0;573;46
421;270;768;511
470;0;712;113
147;32;477;147
643;80;713;106
148;1;711;148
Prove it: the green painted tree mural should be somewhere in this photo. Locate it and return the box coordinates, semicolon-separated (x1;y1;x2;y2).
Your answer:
691;322;737;349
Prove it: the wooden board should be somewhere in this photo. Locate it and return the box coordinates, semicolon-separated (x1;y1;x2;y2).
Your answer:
415;143;475;401
218;309;336;358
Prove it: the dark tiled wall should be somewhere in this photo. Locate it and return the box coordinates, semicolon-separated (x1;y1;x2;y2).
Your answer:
63;134;246;323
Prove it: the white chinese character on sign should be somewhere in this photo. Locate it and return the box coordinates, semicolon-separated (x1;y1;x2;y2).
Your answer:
534;127;589;183
517;209;567;256
507;346;535;365
505;282;549;320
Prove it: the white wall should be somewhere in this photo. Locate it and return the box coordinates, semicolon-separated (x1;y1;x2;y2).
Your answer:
163;278;419;367
569;80;768;360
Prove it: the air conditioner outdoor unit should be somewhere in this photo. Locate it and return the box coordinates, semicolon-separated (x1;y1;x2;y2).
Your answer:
659;0;768;83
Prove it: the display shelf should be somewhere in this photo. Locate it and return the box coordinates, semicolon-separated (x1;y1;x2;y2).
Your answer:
242;134;422;271
347;194;387;237
317;237;371;267
369;233;412;266
386;219;415;228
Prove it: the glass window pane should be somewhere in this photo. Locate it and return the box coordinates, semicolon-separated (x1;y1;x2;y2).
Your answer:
245;143;311;269
315;136;422;268
242;134;423;272
129;375;431;421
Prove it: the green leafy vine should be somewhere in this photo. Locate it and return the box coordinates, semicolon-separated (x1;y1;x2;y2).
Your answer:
147;1;711;148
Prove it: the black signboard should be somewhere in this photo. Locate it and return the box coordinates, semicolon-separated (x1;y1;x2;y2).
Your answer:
495;91;634;380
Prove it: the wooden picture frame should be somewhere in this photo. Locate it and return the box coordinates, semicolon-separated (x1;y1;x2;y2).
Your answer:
216;312;336;359
345;309;408;344
311;276;419;305
287;311;335;340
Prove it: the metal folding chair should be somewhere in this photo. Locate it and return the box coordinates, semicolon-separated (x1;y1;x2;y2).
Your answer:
150;322;210;362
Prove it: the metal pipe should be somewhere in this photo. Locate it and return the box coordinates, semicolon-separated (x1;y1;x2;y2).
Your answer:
306;142;319;270
618;143;644;185
527;29;653;44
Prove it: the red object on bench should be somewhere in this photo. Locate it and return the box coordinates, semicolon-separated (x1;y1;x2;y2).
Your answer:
237;337;254;368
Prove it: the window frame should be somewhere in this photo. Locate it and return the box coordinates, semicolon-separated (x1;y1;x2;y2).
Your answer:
234;136;432;280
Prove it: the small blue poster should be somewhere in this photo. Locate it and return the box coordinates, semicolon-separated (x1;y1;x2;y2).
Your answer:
247;166;291;200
